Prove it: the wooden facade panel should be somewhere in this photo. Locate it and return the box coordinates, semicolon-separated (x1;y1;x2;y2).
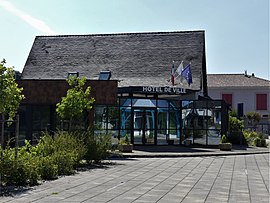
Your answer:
17;80;117;105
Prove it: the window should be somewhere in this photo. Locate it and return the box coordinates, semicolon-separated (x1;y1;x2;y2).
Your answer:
68;71;79;78
256;94;267;110
222;94;232;106
99;71;111;80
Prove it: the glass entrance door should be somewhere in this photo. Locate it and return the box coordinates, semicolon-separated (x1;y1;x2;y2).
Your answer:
133;108;155;145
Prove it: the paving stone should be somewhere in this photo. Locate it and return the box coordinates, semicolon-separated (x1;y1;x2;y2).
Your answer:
0;153;269;203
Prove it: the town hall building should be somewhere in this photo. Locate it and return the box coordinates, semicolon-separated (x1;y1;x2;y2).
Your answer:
16;30;228;146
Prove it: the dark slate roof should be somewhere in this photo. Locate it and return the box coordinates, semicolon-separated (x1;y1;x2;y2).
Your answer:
207;74;270;88
22;31;206;90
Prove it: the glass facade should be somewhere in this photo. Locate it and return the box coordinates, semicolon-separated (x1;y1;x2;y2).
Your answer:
94;98;227;146
12;98;226;147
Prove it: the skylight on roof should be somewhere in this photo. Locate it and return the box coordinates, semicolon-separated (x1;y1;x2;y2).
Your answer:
99;71;111;80
68;72;79;78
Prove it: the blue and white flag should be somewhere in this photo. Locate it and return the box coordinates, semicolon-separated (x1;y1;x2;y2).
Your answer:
175;61;183;79
181;63;192;85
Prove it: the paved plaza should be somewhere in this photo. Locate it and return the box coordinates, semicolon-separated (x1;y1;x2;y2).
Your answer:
1;153;269;203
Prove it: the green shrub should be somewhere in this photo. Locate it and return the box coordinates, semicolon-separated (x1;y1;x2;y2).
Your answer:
0;147;23;186
243;130;257;144
260;139;266;147
229;116;244;131
53;131;86;166
220;135;228;143
124;134;130;145
0;129;115;187
37;131;86;176
15;141;41;186
228;116;246;144
39;156;58;180
253;137;261;147
95;134;111;161
246;111;261;123
253;137;266;147
229;110;238;117
52;151;76;175
0;145;41;186
243;130;267;147
34;133;55;157
83;130;111;164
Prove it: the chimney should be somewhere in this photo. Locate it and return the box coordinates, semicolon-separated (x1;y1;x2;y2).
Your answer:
244;70;248;77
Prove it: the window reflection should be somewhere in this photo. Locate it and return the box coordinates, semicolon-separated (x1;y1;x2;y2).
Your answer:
92;99;226;146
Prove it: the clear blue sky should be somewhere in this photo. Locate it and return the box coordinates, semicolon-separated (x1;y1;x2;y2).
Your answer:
0;0;269;79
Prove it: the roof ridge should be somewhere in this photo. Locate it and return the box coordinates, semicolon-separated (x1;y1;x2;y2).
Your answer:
207;73;243;75
35;30;205;39
208;73;270;81
251;75;270;82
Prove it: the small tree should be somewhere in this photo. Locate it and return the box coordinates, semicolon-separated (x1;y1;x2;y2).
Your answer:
228;115;245;144
245;111;261;130
56;76;95;130
0;59;24;147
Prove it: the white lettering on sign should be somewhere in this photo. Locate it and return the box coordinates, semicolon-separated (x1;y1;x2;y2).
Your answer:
142;86;148;92
142;86;186;94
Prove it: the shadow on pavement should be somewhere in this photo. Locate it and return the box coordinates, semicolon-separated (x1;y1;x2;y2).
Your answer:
132;145;220;153
0;185;31;197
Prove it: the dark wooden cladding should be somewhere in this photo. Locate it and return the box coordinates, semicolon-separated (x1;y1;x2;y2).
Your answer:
17;80;117;105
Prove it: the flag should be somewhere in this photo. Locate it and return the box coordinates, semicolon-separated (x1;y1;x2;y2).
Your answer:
171;63;175;86
175;61;183;79
181;63;192;85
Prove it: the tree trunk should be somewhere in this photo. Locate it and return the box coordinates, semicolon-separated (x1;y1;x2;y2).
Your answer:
1;114;4;149
15;115;19;158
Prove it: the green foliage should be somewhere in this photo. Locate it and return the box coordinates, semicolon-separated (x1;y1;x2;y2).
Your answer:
220;135;229;143
82;130;111;164
0;128;113;187
0;59;24;121
52;151;75;175
229;116;244;132
253;137;260;147
228;115;245;144
56;76;95;127
229;110;237;117
0;145;40;186
245;112;261;126
36;131;87;175
119;134;130;145
0;131;87;186
34;133;55;157
243;130;267;147
124;134;130;145
259;139;266;147
52;131;86;165
39;156;58;180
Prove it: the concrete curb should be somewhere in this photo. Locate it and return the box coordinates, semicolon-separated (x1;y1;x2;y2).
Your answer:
120;151;269;158
109;147;270;159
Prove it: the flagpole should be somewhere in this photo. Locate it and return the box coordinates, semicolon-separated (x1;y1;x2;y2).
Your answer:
171;61;175;86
